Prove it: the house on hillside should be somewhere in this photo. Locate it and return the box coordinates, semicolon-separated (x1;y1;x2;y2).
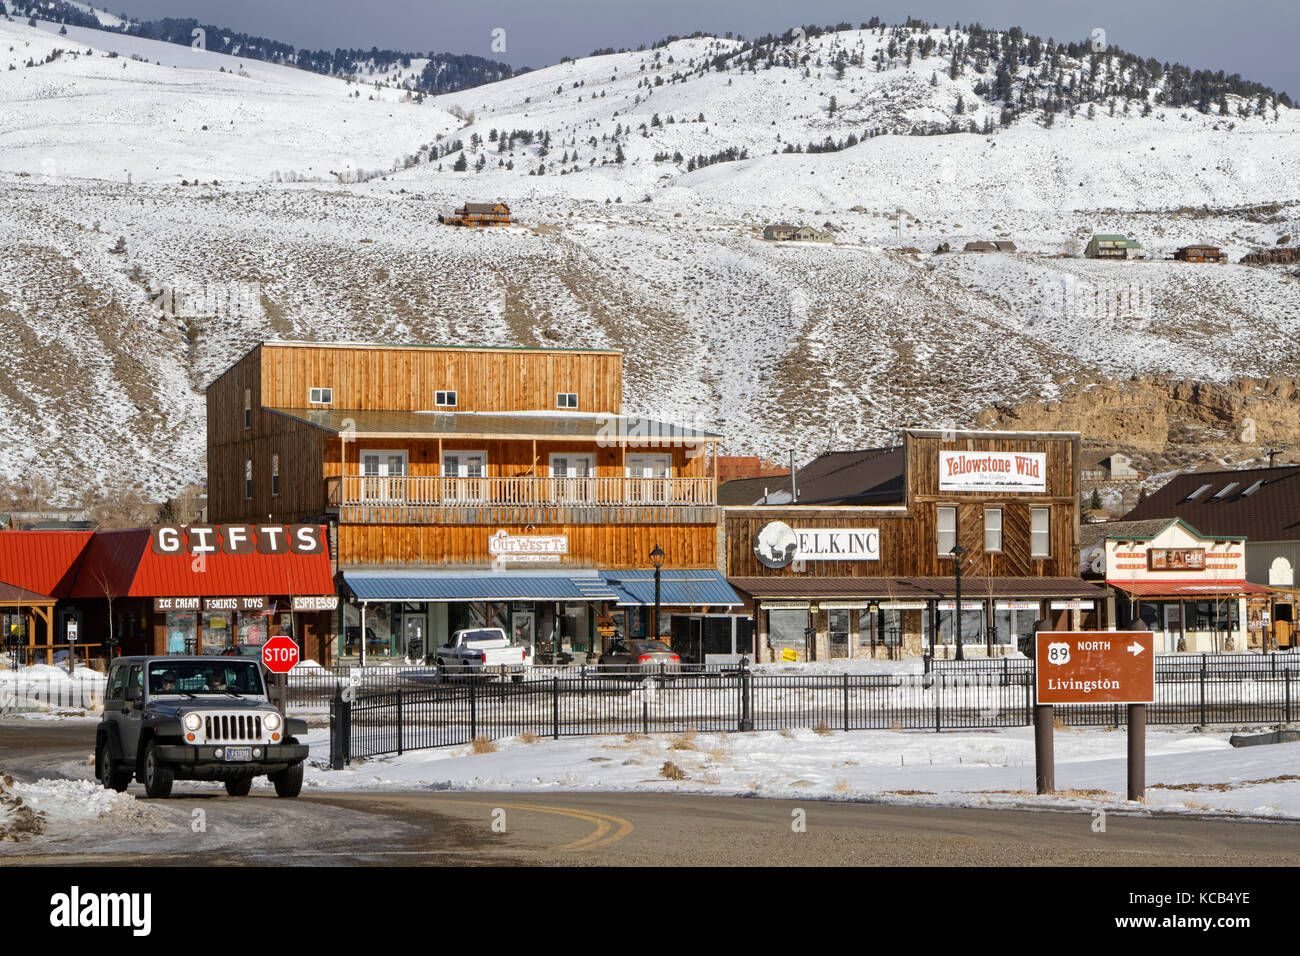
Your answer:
993;240;1017;252
964;241;997;253
1085;234;1142;259
1081;452;1141;482
795;226;834;243
441;202;512;227
1174;244;1225;263
762;223;798;241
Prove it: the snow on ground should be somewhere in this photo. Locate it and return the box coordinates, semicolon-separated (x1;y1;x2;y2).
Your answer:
298;723;1300;821
0;771;167;841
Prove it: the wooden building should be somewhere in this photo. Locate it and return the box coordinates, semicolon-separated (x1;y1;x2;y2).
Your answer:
725;429;1107;662
442;202;512;227
762;223;798;241
1085;234;1142;259
207;341;736;663
963;241;997;253
1173;245;1225;263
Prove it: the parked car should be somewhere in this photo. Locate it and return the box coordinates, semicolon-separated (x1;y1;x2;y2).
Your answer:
597;639;681;677
95;656;308;799
435;627;532;680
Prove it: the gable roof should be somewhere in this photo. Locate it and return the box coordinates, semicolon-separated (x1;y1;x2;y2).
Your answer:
737;447;905;506
1121;464;1300;541
0;531;94;599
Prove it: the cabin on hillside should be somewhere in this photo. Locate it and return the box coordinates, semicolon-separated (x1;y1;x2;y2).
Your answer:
441;202;512;227
993;240;1017;252
762;223;798;241
1081;451;1141;483
1174;245;1225;263
795;226;834;243
963;241;997;253
1086;234;1142;259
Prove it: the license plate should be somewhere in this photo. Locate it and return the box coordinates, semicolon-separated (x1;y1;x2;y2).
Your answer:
225;747;252;761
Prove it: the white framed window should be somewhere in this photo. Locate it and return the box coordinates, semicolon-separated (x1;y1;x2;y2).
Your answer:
984;508;1002;553
556;392;578;409
442;450;487;502
1031;507;1051;557
309;387;333;405
937;506;956;556
626;453;672;503
271;454;280;497
244;459;253;500
243;388;251;430
435;390;457;407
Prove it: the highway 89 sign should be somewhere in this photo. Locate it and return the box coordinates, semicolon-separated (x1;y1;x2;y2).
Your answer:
1035;631;1155;705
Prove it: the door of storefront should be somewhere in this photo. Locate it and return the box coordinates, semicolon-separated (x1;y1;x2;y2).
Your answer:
402;605;428;661
1162;604;1182;653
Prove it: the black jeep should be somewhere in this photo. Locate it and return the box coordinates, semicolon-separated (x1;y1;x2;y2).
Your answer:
95;656;309;799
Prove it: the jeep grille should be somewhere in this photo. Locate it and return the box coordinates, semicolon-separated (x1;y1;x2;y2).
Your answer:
204;713;264;743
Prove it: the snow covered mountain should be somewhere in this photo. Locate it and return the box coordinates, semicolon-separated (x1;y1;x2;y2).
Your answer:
0;16;1298;505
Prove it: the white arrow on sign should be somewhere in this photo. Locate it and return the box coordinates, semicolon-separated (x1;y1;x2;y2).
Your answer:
1128;642;1145;657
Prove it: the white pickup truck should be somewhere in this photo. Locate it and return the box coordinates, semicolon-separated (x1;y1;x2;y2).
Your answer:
435;628;533;681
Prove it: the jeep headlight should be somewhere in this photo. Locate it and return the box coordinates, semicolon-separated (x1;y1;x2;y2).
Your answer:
183;713;202;732
263;713;281;732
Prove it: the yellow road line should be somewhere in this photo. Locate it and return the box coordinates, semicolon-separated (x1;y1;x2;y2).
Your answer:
434;798;634;851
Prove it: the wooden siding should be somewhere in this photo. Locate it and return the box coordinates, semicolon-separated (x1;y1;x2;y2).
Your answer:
258;344;623;414
336;522;718;569
905;432;1078;501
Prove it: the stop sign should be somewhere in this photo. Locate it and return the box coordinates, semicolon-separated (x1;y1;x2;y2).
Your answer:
261;636;300;673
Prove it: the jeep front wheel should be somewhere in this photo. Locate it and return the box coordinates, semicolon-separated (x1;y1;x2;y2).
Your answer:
269;761;303;798
143;741;174;798
98;739;130;793
224;776;253;797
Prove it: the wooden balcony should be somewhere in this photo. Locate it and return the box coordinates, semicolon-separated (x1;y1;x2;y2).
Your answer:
327;475;718;525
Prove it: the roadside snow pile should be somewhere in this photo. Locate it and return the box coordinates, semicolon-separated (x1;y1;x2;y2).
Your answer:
302;725;1300;820
0;665;105;715
0;775;165;843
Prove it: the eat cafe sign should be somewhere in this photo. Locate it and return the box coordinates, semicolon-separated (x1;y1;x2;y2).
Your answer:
151;524;325;556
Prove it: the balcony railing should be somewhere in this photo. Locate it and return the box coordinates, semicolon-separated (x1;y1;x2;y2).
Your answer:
329;475;717;525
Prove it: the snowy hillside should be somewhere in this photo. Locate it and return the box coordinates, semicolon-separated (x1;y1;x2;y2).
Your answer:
0;17;1298;504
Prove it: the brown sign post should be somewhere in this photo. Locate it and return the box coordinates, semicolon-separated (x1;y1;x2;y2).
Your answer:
1034;631;1156;800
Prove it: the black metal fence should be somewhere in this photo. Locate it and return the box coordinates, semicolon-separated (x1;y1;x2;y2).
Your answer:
327;657;1300;766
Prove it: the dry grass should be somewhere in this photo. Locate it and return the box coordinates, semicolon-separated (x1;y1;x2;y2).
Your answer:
833;778;852;793
517;731;539;745
699;772;722;785
778;728;795;739
814;721;832;736
660;761;687;781
889;720;902;733
623;732;648;743
1053;717;1069;732
470;736;497;754
669;730;698;751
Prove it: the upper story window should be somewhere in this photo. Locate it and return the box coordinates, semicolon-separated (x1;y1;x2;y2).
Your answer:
984;508;1002;553
937;506;956;556
243;388;251;430
557;392;578;409
309;387;333;405
1031;507;1051;557
271;454;280;497
244;459;253;500
435;390;458;407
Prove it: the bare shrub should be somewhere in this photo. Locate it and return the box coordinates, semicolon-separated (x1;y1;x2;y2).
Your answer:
470;736;497;754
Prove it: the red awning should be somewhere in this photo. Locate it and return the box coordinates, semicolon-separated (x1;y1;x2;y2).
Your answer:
68;528;335;599
1108;579;1273;598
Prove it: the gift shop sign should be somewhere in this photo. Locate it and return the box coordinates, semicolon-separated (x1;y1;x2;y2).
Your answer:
151;524;325;556
488;531;569;557
939;451;1046;493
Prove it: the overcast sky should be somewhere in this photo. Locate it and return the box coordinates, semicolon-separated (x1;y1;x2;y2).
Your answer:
104;0;1299;97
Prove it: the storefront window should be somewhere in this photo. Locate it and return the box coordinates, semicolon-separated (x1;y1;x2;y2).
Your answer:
238;611;271;647
933;607;986;645
993;607;1034;646
200;611;232;655
342;602;394;657
767;608;809;652
875;609;903;646
560;603;590;652
165;610;198;655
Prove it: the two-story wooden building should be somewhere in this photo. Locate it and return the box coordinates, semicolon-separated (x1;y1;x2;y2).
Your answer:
726;429;1108;661
207;341;738;662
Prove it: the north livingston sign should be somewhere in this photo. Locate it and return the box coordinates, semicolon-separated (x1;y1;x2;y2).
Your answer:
939;450;1046;493
1035;631;1155;705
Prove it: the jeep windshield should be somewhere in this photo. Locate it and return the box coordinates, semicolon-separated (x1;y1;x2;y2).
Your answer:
148;661;264;696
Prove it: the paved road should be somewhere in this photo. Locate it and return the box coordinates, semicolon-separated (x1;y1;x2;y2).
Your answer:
3;721;1299;866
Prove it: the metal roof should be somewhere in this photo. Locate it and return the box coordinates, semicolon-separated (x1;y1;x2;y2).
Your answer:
1109;579;1272;597
68;528;335;598
727;576;1108;600
267;407;722;442
0;531;94;598
1122;464;1300;542
601;570;740;607
343;570;618;603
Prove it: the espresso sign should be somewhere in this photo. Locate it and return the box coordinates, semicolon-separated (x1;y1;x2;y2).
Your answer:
292;595;340;612
939;451;1046;493
151;524;325;556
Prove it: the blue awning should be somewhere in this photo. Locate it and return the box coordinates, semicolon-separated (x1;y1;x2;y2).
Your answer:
600;569;741;608
343;570;618;603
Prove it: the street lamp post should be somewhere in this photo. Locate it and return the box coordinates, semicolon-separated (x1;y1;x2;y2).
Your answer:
650;545;665;642
951;543;967;661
